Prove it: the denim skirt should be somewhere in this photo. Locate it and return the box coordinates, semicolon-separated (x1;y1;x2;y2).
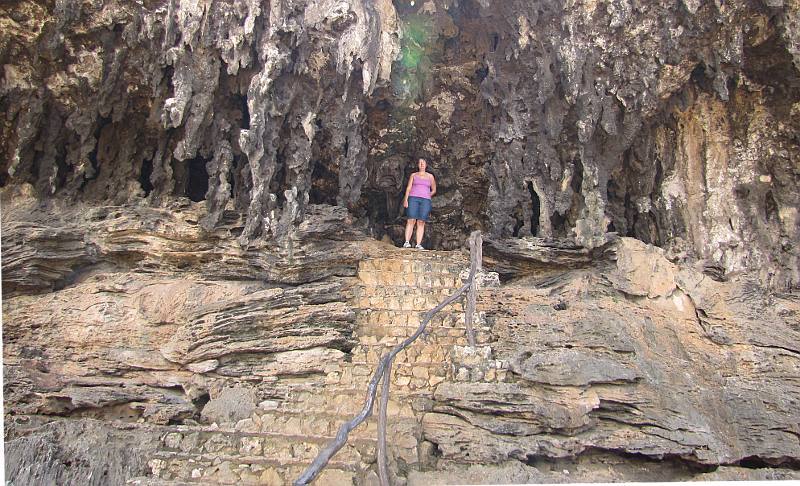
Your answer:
406;196;432;221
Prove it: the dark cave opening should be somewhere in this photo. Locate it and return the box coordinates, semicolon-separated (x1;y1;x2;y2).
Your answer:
690;63;713;93
606;177;625;234
632;210;661;246
54;150;68;191
737;455;800;470
512;205;525;237
527;181;541;236
238;94;250;130
571;158;584;194
192;390;211;421
365;189;392;241
309;158;339;206
742;33;800;117
186;157;209;202
270;151;287;206
624;190;635;237
82;115;111;189
550;211;567;237
139;158;154;197
227;157;237;198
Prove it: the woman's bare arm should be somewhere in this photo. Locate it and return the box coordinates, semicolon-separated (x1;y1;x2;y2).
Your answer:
403;174;415;207
429;174;437;197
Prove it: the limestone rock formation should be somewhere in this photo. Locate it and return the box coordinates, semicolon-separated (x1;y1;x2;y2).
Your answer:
2;0;798;288
3;0;800;484
4;190;800;484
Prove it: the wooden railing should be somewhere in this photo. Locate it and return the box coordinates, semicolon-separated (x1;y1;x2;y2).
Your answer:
294;231;483;486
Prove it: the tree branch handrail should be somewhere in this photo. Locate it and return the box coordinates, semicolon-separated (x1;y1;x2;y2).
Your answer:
294;231;483;486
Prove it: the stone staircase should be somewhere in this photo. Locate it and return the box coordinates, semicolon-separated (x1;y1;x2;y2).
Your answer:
142;249;497;485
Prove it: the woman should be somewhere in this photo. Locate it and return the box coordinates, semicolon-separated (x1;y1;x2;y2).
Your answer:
402;157;436;249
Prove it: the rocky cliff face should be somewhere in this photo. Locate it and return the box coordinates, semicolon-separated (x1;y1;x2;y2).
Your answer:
3;191;800;484
3;0;800;484
2;0;798;287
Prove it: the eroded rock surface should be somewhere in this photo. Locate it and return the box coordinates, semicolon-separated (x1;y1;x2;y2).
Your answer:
3;0;800;483
2;0;798;289
3;191;800;484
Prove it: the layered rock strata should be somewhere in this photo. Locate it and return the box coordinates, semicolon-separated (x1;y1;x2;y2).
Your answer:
4;196;800;484
3;0;800;482
2;0;798;288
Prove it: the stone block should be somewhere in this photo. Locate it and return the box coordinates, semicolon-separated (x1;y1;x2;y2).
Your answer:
410;377;427;389
235;418;255;432
202;386;258;426
317;468;357;486
240;436;263;455
203;461;239;483
180;432;200;453
163;432;183;449
205;433;238;454
360;271;376;285
148;459;167;477
285;416;302;433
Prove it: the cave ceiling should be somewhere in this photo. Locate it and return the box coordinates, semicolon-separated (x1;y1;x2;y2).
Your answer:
1;0;798;288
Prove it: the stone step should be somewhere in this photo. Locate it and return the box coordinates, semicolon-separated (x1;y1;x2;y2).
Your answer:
323;364;450;392
355;285;464;299
355;308;468;328
353;297;465;312
148;453;359;485
359;258;467;275
148;428;378;485
255;410;418;441
353;295;463;313
357;270;465;288
352;324;492;344
351;339;494;365
269;384;428;414
358;336;494;352
349;358;448;374
154;427;369;462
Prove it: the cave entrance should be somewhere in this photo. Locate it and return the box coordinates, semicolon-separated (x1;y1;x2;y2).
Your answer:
527;181;541;236
139;158;154;197
186;157;209;202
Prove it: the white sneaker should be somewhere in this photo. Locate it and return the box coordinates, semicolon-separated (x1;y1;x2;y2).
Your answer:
402;241;411;248
415;244;425;250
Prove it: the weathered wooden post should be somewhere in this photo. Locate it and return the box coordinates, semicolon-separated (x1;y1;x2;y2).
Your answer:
464;231;482;347
377;360;392;486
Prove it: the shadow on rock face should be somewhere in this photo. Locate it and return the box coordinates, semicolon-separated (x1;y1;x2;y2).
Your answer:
5;418;160;486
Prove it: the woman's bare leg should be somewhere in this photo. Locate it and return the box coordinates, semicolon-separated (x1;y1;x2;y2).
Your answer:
405;219;416;242
415;220;425;245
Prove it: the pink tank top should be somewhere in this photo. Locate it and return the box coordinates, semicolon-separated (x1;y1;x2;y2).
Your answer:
409;174;432;199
